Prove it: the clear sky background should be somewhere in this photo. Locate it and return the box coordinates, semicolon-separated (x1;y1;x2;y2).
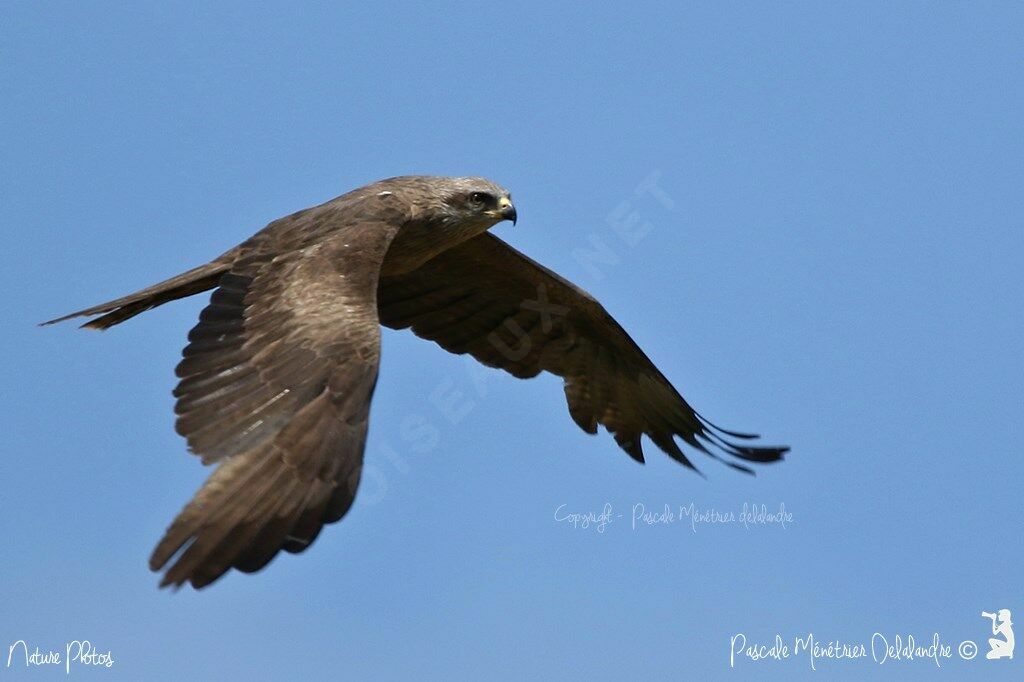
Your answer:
2;2;1022;681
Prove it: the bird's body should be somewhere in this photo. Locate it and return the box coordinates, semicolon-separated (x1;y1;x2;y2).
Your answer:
45;175;786;589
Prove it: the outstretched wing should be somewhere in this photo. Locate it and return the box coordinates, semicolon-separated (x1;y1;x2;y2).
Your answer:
378;233;787;473
151;222;399;589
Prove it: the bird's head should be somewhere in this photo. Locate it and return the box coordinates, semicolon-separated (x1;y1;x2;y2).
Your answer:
377;176;516;231
432;176;517;229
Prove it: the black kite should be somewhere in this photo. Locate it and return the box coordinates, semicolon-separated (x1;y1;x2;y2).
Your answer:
45;176;787;588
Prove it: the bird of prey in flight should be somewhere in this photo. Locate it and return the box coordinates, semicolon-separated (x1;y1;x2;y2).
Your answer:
45;175;787;589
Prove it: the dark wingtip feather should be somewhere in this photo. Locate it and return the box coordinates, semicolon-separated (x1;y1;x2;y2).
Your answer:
614;431;645;464
648;432;709;479
694;413;788;465
724;441;788;463
694;411;760;440
721;459;755;475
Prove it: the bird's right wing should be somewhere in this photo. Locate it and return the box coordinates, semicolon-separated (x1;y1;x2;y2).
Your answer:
378;233;787;474
151;222;400;589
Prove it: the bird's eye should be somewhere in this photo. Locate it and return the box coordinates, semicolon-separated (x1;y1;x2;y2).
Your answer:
469;191;491;206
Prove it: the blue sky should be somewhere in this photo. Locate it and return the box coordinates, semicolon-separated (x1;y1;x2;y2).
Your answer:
2;2;1022;680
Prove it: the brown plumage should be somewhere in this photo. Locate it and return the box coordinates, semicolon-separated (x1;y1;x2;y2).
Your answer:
43;175;787;589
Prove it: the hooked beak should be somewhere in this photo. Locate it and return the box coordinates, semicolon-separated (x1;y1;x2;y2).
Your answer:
498;196;517;225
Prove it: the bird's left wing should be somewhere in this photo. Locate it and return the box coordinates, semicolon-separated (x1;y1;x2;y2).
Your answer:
151;222;399;589
378;233;787;473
